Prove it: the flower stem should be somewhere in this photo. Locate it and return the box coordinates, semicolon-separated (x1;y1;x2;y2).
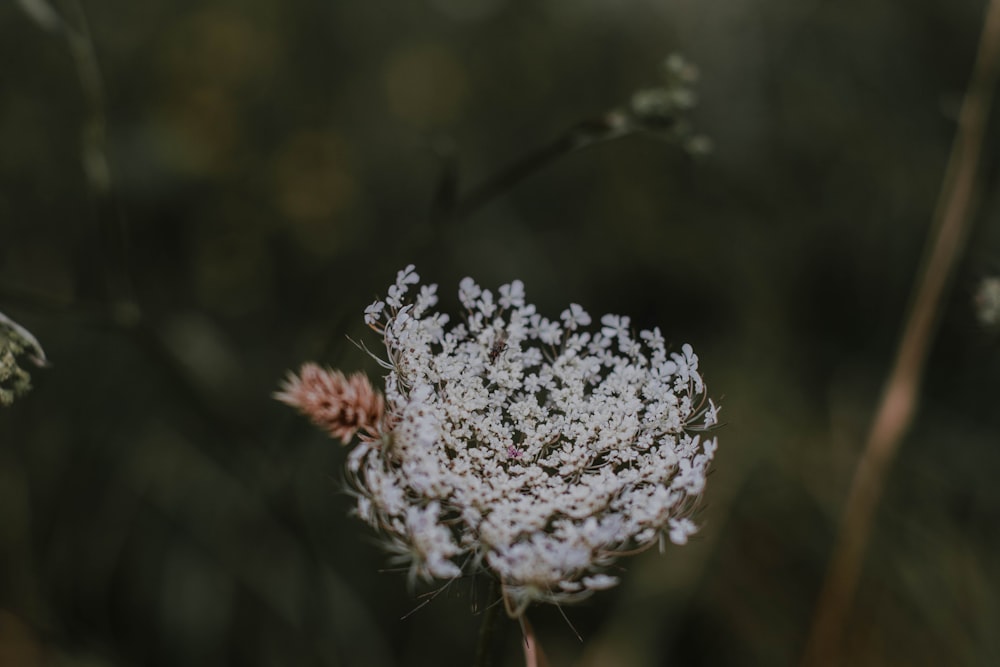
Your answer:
800;1;1000;664
440;115;631;225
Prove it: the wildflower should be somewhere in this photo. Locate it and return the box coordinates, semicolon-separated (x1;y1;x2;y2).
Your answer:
0;311;47;407
623;53;712;156
279;266;720;617
275;364;384;444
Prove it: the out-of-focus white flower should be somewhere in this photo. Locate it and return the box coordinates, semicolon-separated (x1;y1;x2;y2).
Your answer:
668;517;698;545
560;303;592;330
281;268;720;617
974;276;1000;327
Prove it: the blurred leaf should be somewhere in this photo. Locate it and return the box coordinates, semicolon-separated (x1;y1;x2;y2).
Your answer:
15;0;63;33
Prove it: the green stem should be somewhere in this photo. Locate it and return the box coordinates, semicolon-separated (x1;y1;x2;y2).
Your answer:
438;115;632;227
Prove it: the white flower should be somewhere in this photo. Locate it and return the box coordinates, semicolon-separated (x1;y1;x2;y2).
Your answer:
668;517;698;545
703;399;720;428
364;301;385;327
600;314;631;340
560;303;592;330
458;276;482;309
582;574;619;590
405;502;463;581
532;317;562;346
386;264;419;308
314;267;719;616
499;280;526;309
975;276;1000;327
413;284;439;317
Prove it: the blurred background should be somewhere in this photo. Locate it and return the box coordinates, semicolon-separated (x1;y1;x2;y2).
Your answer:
2;0;1000;665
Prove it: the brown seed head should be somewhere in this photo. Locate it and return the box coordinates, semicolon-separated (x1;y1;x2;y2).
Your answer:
275;363;384;444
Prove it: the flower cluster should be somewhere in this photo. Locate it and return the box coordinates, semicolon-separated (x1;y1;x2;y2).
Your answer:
0;311;47;407
627;54;712;156
280;266;719;617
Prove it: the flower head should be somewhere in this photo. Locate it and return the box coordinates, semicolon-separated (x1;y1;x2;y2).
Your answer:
0;311;47;407
280;267;720;617
276;364;384;444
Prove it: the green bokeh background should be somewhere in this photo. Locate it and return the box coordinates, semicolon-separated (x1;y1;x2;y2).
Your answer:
2;0;1000;665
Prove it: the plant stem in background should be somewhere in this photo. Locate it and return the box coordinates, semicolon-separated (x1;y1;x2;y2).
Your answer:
473;578;504;667
434;114;632;225
11;0;258;442
800;1;1000;664
63;0;137;316
428;54;706;228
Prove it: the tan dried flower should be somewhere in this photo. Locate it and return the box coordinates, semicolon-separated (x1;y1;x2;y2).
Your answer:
275;363;384;443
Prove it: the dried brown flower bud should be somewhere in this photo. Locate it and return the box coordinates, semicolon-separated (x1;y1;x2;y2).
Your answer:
275;364;384;444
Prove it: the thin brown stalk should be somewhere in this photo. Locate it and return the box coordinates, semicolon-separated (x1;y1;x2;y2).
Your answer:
519;615;550;667
800;2;1000;665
